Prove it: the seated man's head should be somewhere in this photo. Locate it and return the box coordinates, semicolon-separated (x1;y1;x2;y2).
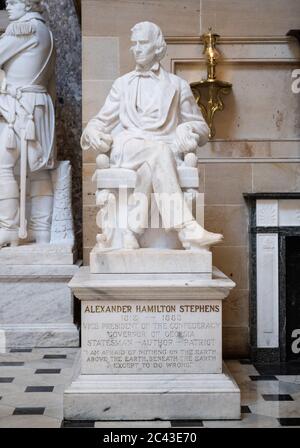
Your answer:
6;0;44;21
131;22;167;69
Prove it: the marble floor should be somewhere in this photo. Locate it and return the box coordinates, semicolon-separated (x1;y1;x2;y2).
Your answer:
0;348;300;428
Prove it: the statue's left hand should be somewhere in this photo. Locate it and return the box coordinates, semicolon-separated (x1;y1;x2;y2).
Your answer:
175;123;200;154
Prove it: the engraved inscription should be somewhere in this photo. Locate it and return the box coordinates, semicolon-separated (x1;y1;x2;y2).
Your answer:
81;300;222;374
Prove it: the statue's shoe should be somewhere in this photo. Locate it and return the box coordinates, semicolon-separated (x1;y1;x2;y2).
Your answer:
0;228;19;248
27;230;51;244
178;221;223;250
123;230;140;250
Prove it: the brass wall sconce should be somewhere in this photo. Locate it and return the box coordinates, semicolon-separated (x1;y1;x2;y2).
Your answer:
191;29;232;139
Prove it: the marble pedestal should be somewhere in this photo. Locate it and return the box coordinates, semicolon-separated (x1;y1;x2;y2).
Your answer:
64;267;240;421
0;245;80;351
90;248;212;275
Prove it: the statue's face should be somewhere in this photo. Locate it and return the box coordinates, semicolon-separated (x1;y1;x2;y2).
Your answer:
6;0;27;22
131;26;157;68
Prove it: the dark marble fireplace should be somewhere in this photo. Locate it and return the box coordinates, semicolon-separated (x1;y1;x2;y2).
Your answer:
285;236;300;361
244;193;300;364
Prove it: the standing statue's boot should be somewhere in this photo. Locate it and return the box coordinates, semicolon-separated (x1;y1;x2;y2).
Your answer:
28;195;53;243
0;180;20;248
178;220;223;250
0;228;19;247
28;172;53;244
27;229;51;244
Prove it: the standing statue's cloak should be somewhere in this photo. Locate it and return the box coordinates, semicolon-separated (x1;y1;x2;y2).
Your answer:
0;12;56;172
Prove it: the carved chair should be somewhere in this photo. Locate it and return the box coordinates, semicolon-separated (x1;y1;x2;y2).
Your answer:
92;152;204;250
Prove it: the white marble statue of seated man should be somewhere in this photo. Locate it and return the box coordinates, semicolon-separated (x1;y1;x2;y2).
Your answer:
81;21;222;250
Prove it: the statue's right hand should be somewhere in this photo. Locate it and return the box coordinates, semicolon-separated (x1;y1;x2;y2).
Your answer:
81;129;113;153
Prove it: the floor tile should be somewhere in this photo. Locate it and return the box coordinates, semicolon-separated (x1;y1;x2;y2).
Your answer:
43;405;63;420
1;355;42;365
233;367;256;378
262;394;294;401
0;367;35;377
63;420;95;428
241;406;252;413
0;363;24;367
12;375;65;387
276;376;300;385
13;376;71;389
240;381;300;408
53;384;72;394
278;418;300;427
25;386;54;393
94;421;171;428
0;415;61;428
0;404;15;418
290;391;300;401
33;348;78;356
203;414;281;428
13;407;45;415
249;401;300;419
0;378;14;383
249;375;278;381
28;360;74;370
10;349;32;353
171;420;203;427
240;392;267;406
256;381;300;394
0;352;299;429
1;392;61;408
227;362;259;376
254;362;300;376
0;383;27;395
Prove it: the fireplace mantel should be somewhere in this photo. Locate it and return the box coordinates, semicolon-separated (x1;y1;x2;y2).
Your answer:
244;193;300;363
245;193;300;199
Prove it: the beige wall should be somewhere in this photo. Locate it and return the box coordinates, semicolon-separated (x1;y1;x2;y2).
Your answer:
82;0;300;357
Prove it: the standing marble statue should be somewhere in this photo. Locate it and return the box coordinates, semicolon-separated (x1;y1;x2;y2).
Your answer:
82;21;223;250
0;1;78;351
0;0;56;247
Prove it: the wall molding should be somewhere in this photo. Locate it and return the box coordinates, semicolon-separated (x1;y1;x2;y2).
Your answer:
196;158;300;164
166;36;296;45
165;34;300;152
165;35;300;69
